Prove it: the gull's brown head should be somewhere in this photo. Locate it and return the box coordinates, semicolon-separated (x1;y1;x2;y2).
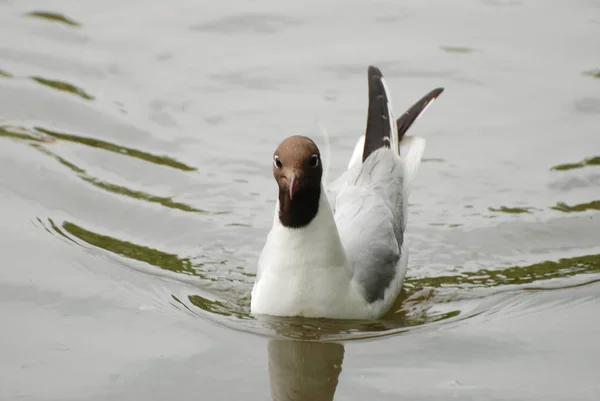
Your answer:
272;135;323;228
273;135;322;200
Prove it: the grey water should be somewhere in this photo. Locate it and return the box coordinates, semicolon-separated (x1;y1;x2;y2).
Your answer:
1;0;599;400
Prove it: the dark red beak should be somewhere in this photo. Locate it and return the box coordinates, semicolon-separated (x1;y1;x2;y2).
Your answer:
288;175;299;200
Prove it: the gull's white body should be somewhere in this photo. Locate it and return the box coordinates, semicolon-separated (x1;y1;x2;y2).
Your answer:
251;138;424;320
251;69;437;320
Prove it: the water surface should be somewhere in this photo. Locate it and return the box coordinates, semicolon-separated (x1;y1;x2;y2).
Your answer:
1;0;599;400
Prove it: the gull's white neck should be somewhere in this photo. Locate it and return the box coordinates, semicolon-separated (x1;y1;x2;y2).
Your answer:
265;185;347;269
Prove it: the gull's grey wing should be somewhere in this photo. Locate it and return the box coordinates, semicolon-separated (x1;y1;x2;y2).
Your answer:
333;149;405;303
328;65;439;303
330;66;405;303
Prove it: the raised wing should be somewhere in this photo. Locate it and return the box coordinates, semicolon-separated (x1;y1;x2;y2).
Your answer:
331;65;442;305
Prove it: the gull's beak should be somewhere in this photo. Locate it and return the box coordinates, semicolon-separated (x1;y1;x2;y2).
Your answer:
289;174;299;200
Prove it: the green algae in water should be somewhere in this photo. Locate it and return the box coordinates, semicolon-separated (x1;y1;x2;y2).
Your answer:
583;69;600;79
488;206;534;214
30;76;94;100
34;126;196;171
83;177;207;213
551;156;600;171
61;221;199;276
32;144;204;213
551;201;600;213
0;126;50;143
188;295;237;317
25;11;81;27
440;46;476;54
404;254;600;292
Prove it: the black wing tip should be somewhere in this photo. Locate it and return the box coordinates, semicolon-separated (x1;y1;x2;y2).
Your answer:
431;87;445;98
363;66;391;162
395;87;445;140
368;65;383;79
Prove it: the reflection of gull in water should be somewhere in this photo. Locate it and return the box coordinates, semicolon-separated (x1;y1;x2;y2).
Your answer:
268;339;345;401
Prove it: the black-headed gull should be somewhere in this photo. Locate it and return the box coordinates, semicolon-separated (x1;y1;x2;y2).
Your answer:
251;66;443;319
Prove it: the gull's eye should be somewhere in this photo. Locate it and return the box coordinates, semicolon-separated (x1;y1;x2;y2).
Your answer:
309;154;319;168
273;155;282;168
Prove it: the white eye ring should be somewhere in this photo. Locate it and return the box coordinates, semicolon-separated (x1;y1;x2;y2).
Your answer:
273;155;282;168
309;154;319;167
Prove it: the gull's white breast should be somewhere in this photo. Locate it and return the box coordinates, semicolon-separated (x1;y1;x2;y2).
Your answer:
250;188;370;319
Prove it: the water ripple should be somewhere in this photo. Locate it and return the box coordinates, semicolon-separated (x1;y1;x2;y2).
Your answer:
43;211;600;341
191;13;300;35
33;126;196;171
